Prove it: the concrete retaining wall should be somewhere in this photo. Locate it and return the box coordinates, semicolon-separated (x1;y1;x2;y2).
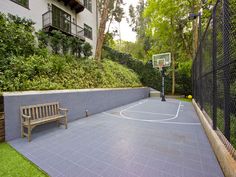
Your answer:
3;88;149;141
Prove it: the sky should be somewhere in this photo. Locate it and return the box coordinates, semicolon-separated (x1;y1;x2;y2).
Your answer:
110;0;140;42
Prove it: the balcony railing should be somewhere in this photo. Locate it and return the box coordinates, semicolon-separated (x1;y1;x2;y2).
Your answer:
42;11;84;40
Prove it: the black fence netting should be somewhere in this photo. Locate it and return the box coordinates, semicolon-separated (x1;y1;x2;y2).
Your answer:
193;0;236;158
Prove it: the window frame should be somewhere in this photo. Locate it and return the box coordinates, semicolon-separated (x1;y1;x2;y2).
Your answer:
52;4;72;34
84;24;93;40
84;0;92;12
11;0;29;9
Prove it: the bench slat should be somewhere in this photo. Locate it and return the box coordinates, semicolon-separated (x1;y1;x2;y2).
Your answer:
42;105;45;117
53;105;55;115
31;107;34;120
48;105;50;117
36;107;39;119
45;105;47;117
49;105;51;116
50;105;52;116
38;107;41;119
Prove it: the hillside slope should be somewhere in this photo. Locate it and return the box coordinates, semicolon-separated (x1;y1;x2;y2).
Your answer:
0;55;142;92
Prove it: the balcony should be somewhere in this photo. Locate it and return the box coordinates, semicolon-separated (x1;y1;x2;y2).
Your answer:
57;0;85;13
42;11;85;40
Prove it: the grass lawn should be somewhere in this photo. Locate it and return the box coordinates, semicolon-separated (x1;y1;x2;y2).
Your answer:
176;98;192;102
0;143;48;177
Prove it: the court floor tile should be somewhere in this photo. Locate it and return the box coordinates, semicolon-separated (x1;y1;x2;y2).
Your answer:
9;99;224;177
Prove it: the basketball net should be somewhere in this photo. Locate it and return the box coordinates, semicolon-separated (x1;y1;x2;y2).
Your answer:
158;64;164;71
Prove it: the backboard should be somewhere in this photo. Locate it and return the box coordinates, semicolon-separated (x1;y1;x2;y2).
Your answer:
152;53;171;69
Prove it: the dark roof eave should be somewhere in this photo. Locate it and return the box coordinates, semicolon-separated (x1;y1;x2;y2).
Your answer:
74;5;85;13
57;0;85;14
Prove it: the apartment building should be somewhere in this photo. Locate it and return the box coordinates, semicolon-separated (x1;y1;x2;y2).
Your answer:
0;0;99;55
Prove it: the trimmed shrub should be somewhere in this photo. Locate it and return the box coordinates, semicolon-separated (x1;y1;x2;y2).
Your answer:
0;13;37;71
37;30;93;58
175;61;192;95
0;55;142;92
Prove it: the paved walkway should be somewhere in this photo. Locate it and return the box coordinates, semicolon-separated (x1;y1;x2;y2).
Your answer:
10;98;224;177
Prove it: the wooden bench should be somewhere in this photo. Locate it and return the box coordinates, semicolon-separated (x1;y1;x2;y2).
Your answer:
20;102;68;142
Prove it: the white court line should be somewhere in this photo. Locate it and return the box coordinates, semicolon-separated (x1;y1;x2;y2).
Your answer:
103;99;200;125
103;112;157;123
120;100;148;112
120;101;182;122
103;112;200;125
125;110;175;117
158;121;200;125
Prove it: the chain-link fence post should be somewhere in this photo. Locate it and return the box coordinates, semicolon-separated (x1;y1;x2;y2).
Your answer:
212;5;217;130
192;60;195;98
0;95;4;142
198;13;203;110
223;0;231;140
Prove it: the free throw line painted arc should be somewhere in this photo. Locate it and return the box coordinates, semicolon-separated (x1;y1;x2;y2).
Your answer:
120;101;182;122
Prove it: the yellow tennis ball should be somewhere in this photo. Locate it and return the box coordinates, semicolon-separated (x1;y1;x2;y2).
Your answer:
188;95;192;99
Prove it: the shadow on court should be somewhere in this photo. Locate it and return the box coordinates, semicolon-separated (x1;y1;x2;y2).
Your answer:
10;98;224;177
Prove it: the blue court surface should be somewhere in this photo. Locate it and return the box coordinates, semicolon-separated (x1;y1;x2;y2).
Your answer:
10;98;224;177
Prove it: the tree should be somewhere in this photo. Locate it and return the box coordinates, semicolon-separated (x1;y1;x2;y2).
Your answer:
127;0;152;61
189;0;219;58
144;0;193;94
95;0;124;61
82;42;93;57
95;0;110;61
106;0;124;33
50;30;62;54
113;40;145;60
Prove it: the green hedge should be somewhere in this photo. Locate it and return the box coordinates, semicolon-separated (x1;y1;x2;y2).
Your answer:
0;13;36;70
103;46;192;95
103;46;172;92
0;55;142;92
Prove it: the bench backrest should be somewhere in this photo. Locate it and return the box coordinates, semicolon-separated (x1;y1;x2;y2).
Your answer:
21;102;60;120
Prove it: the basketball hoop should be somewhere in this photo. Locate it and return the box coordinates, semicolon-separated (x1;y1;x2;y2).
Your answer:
152;52;171;102
152;53;171;70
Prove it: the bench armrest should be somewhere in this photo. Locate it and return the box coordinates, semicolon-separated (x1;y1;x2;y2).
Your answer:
59;108;68;113
21;114;31;120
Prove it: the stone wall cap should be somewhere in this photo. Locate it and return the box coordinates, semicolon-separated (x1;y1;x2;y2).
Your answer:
3;87;149;96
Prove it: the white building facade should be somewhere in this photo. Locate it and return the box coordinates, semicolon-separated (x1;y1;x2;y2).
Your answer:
0;0;99;55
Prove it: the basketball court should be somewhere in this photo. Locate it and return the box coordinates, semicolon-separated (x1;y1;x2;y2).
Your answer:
9;98;224;177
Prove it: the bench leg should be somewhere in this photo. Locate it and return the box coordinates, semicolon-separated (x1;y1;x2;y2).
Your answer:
28;125;31;142
64;117;68;129
21;125;24;138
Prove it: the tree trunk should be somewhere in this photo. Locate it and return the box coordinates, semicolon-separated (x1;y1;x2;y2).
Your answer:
192;1;201;59
172;54;175;95
193;19;198;59
95;0;110;61
170;17;175;95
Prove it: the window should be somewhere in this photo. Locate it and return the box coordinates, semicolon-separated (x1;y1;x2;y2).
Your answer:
84;0;92;12
84;24;92;39
11;0;29;8
52;5;71;34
